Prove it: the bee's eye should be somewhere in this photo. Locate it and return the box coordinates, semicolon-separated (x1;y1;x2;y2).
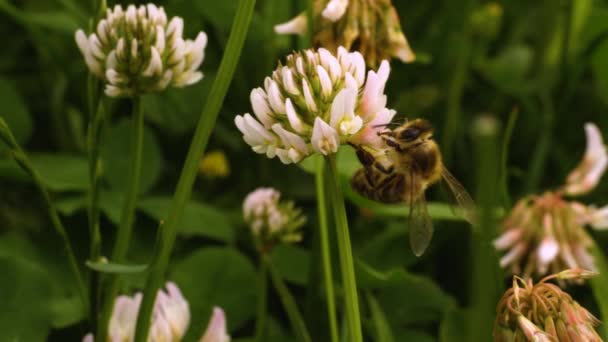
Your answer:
400;128;420;141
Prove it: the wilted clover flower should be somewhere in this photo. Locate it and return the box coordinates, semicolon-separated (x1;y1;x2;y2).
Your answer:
494;270;601;341
243;187;306;250
235;47;396;164
274;0;415;67
495;123;608;278
82;282;190;342
75;4;207;97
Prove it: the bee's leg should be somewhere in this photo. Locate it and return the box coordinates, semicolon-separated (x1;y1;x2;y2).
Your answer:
373;160;394;174
352;145;376;166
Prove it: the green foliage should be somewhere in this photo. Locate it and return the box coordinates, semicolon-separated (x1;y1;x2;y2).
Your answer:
2;0;608;341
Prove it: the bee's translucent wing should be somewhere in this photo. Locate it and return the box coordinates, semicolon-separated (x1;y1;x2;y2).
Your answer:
441;166;477;224
408;184;433;257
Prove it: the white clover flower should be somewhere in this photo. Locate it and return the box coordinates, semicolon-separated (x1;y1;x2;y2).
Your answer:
82;282;190;342
243;187;306;249
563;123;608;196
235;47;396;164
496;123;608;279
75;4;207;97
275;0;415;67
199;307;231;342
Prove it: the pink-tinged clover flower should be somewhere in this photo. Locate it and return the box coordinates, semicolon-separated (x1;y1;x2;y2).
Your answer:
75;4;207;97
495;123;608;279
274;0;415;67
494;271;601;341
235;47;396;164
243;187;306;251
199;307;230;342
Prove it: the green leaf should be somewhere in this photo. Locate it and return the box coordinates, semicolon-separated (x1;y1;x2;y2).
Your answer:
367;293;395;342
23;11;80;34
138;196;235;242
171;247;257;340
194;0;238;31
85;260;148;274
101;119;163;195
478;45;534;95
439;308;470;342
0;78;32;149
30;154;88;191
269;244;310;286
360;262;455;325
0;255;53;341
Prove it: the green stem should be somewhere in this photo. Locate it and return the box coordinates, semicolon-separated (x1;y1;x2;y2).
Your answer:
316;158;339;342
0;118;88;313
254;257;268;342
524;92;554;192
133;1;256;340
265;256;312;342
97;96;144;341
87;89;105;324
499;108;518;210
325;154;363;342
590;241;608;339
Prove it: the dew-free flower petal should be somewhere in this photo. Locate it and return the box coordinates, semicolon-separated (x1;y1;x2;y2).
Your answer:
564;123;608;196
274;13;308;36
311;117;340;155
199;307;230;342
322;0;349;22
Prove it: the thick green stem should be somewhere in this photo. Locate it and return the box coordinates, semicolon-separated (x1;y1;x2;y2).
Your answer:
254;257;268;342
315;158;339;342
266;256;312;342
97;97;144;341
0;118;88;313
133;1;256;340
325;155;363;342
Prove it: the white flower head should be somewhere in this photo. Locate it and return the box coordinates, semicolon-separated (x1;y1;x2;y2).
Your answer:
199;307;230;342
564;123;608;196
274;13;308;36
243;187;306;249
75;4;207;97
235;47;396;164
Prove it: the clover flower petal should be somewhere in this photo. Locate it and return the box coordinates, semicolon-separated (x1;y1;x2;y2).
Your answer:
564;123;608;196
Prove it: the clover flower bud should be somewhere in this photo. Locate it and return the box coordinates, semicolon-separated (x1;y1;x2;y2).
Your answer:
235;48;396;164
75;4;207;97
494;273;601;341
243;187;306;251
275;0;415;67
199;150;230;179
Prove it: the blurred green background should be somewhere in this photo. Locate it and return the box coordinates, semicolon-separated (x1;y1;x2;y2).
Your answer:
1;0;608;341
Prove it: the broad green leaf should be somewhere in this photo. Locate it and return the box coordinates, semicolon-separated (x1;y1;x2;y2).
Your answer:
194;0;237;31
101;119;163;195
85;260;147;274
30;154;88;191
439;308;470;342
138;196;235;242
55;191;123;224
269;244;310;286
478;45;534;95
359;222;418;270
171;247;257;340
0;255;53;341
0;78;32;148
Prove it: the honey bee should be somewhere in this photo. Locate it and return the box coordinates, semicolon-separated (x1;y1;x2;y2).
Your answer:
350;118;475;256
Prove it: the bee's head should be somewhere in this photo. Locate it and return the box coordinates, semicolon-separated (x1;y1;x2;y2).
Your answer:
379;119;434;149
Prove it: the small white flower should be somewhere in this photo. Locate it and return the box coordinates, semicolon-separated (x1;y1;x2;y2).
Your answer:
564;123;608;196
75;4;207;97
322;0;349;22
311;117;340;155
234;114;278;158
586;205;608;229
154;282;190;340
199;307;231;342
360;60;390;119
250;88;274;128
108;293;142;341
274;13;308;36
243;187;306;246
493;227;523;250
